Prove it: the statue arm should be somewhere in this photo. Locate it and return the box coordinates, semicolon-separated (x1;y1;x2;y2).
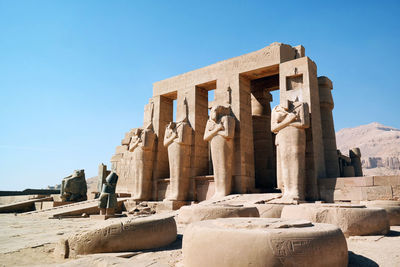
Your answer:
164;128;177;147
218;116;235;139
129;138;140;152
290;103;310;129
204;120;223;142
271;111;297;133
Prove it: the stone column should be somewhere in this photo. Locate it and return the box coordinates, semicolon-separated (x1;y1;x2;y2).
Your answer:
318;76;340;178
279;57;325;200
216;75;255;194
251;89;275;188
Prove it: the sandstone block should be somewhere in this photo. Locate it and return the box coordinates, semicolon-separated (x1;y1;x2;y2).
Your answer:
176;204;259;224
56;214;177;258
183;218;348;267
281;203;390;237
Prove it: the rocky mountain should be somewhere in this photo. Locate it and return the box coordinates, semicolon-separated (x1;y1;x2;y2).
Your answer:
336;122;400;176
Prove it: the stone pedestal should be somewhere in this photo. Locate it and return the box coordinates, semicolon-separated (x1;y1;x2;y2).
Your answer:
177;204;259;224
183;218;348;267
281;203;390;237
361;200;400;226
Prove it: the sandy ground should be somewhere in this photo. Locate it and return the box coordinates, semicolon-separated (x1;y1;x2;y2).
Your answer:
0;212;400;267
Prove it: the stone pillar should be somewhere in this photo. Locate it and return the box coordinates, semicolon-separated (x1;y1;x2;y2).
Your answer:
318;76;340;178
251;89;275;188
152;95;173;197
216;74;255;194
279;57;325;200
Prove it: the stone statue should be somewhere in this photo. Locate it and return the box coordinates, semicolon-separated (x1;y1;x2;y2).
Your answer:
60;169;87;202
271;100;310;202
164;98;193;201
98;172;119;216
204;104;235;198
129;123;156;200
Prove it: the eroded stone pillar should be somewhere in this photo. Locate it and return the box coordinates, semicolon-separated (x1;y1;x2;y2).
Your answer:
129;126;156;200
271;101;310;202
318;76;340;178
279;57;325;200
164;98;193;201
204;104;235;197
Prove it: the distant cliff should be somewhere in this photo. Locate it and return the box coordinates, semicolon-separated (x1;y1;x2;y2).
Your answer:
336;122;400;176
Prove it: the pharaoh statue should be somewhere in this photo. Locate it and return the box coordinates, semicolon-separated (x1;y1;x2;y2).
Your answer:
60;169;87;202
271;99;310;202
204;104;235;198
129;121;156;201
163;98;193;201
98;172;118;216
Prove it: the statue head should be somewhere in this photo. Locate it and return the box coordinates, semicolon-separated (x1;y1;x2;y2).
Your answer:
167;121;176;130
73;169;84;177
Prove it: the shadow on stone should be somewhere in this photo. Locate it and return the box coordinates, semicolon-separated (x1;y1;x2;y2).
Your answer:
140;234;183;253
386;230;400;237
348;251;378;267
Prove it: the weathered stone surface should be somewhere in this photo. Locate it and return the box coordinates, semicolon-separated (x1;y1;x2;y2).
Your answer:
254;203;287;218
271;100;310;202
56;214;177;258
183;218;348;267
281;203;390;237
176;204;259;224
164;98;193;201
360;200;400;226
60;170;87;202
204;104;235;198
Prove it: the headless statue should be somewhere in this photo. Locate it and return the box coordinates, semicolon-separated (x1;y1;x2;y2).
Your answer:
271;100;310;202
129;123;156;200
204;105;235;198
164;98;193;201
60;169;87;202
98;172;118;216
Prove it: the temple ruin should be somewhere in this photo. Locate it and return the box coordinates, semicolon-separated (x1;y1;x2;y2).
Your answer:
110;42;360;204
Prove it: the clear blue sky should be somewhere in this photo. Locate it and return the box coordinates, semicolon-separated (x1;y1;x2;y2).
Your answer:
1;1;399;190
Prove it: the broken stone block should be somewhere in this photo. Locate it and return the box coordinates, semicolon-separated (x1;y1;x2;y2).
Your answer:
281;203;390;237
55;214;176;258
183;218;348;267
176;204;259;224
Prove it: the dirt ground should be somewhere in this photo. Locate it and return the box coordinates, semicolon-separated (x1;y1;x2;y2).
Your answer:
0;213;399;267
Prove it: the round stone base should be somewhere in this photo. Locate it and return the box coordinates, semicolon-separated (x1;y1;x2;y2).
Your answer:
183;218;348;267
176;204;259;224
360;200;400;226
55;214;177;258
281;203;390;237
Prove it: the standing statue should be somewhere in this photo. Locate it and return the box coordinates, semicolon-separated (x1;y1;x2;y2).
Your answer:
60;169;87;202
164;98;193;201
129;123;156;200
204;104;235;198
98;172;118;216
271;100;310;202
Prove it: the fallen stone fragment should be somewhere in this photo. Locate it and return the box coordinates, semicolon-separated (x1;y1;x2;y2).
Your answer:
281;203;390;237
183;218;348;267
176;204;259;224
55;214;177;258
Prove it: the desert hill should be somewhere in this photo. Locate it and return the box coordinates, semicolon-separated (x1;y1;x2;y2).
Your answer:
336;122;400;176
